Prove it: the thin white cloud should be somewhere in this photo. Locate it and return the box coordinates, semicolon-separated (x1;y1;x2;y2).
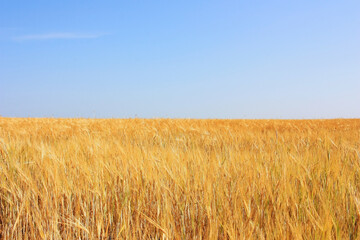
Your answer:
13;32;105;41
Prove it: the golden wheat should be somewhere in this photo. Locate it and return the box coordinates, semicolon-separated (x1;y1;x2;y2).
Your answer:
0;118;359;239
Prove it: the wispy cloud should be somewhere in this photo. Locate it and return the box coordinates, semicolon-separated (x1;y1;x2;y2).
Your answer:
13;32;105;41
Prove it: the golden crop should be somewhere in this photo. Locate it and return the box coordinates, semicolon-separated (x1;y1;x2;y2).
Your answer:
0;118;359;239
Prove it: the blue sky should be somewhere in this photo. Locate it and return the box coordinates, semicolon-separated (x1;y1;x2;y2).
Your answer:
1;1;359;118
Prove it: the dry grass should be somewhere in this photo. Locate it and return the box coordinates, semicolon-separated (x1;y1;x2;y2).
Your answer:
0;118;360;239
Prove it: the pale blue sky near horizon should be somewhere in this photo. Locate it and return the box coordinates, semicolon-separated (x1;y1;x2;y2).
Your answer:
1;1;359;119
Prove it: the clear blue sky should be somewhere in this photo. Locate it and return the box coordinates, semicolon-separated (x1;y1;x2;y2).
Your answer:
1;1;359;118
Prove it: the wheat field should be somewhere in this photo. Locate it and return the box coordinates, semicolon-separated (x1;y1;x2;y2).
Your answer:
0;118;359;239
